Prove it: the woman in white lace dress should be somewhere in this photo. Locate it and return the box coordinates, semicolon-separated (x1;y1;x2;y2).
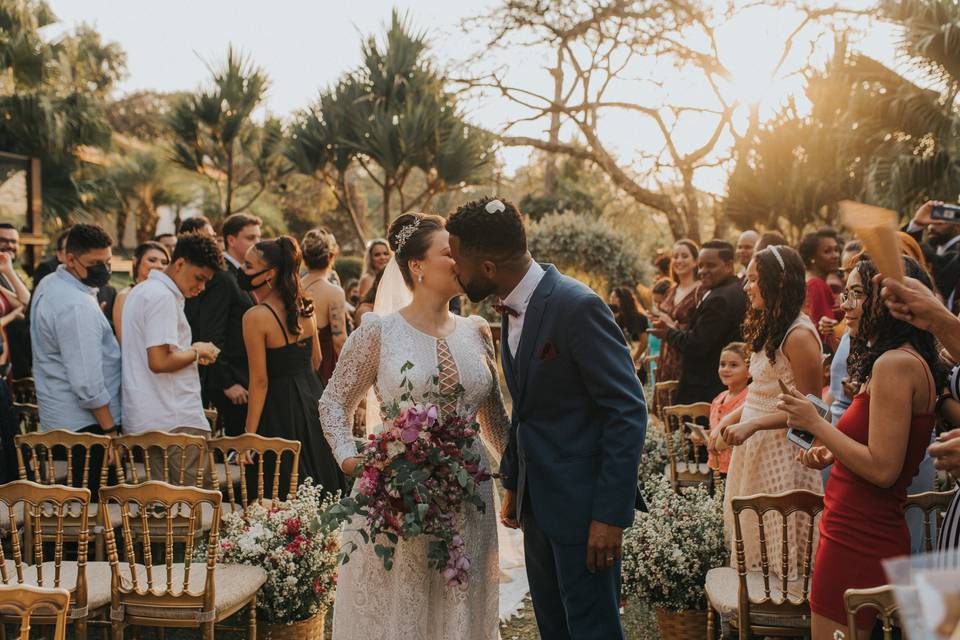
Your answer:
716;246;824;580
319;213;510;640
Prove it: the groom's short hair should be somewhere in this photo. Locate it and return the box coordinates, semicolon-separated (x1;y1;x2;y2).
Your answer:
446;196;526;259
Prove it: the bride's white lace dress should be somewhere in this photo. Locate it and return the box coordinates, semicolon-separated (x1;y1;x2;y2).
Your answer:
319;312;510;640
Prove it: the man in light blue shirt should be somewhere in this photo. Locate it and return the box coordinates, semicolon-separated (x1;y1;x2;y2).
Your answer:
31;224;121;435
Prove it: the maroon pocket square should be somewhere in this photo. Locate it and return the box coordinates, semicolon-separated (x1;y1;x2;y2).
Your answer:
539;341;558;360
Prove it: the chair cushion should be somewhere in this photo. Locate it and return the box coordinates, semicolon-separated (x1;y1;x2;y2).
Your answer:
675;461;711;476
115;563;266;621
0;503;24;529
705;566;811;628
1;560;113;614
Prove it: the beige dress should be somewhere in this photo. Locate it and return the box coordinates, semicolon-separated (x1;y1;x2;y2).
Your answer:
319;313;510;640
723;314;824;579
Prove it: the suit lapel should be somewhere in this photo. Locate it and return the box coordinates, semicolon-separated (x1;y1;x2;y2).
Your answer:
515;265;559;402
500;314;520;401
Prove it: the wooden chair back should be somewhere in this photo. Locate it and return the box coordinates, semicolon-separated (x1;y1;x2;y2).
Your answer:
730;490;824;636
114;432;209;487
904;489;958;553
10;377;39;433
0;584;71;640
661;402;712;490
207;434;301;510
100;483;222;621
0;481;91;609
652;380;678;425
15;430;113;489
844;585;899;640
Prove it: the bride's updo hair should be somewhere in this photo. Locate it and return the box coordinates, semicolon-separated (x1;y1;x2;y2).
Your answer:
387;212;446;288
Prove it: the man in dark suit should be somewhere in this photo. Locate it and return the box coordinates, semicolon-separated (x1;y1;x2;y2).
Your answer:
183;214;260;435
904;200;960;312
448;197;647;640
653;240;748;405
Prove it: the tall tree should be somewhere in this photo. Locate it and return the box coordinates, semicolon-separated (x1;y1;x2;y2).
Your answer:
288;10;496;234
167;46;287;220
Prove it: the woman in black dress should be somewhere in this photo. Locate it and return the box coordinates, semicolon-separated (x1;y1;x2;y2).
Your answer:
240;236;347;501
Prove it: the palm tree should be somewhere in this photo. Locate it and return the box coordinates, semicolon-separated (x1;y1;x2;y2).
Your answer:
290;10;495;234
167;46;287;220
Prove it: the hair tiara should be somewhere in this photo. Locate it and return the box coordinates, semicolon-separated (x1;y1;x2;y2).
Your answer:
767;245;785;270
394;218;421;254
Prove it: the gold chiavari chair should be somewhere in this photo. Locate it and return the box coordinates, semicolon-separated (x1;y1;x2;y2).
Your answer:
113;432;214;541
0;584;72;640
0;481;112;640
706;490;824;639
904;488;958;552
652;380;679;425
661;403;712;491
100;482;265;640
206;434;301;517
15;430;117;561
844;585;900;640
9;377;38;434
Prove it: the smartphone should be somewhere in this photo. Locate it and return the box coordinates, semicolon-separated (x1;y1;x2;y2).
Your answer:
931;203;960;222
779;378;829;450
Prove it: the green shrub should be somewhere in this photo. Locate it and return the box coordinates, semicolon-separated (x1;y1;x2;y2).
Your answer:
335;256;363;285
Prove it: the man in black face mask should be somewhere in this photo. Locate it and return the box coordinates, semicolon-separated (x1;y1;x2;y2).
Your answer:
29;224;122;488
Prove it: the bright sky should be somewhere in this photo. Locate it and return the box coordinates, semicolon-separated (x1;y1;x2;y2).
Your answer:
47;1;900;192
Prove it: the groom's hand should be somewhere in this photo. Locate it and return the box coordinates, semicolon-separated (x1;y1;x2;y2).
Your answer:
586;520;624;574
500;490;519;529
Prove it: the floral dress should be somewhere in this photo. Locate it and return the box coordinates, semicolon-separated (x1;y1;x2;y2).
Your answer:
319;313;509;640
657;284;699;382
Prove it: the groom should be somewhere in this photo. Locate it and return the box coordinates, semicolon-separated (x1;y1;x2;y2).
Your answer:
447;198;647;640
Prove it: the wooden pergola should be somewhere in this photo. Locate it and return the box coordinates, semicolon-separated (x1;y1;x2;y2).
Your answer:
0;150;48;271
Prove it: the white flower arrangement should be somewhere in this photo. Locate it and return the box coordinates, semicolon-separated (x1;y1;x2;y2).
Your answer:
214;480;341;624
622;473;727;611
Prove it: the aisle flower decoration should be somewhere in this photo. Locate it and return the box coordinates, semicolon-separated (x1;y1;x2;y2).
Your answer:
214;480;340;624
323;361;491;587
621;473;726;611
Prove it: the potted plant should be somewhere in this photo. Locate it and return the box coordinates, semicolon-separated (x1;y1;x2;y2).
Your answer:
622;473;727;639
215;480;340;639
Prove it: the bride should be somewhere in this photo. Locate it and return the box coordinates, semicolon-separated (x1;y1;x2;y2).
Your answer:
319;212;510;640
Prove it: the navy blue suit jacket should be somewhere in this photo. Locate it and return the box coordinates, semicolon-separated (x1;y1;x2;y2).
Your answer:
499;265;648;545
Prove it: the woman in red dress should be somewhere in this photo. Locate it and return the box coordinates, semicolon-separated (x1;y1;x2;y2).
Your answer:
777;255;943;639
798;228;841;351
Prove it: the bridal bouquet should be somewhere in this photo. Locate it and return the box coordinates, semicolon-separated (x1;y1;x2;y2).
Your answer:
213;480;341;624
324;361;491;587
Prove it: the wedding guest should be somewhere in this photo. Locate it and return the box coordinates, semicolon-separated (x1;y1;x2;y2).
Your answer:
652;240;747;404
358;238;391;299
354;269;383;327
903;200;960;311
113;241;170;343
31;225;116;319
706;342;750;477
31;224;120;494
0;224;30;373
301;228;347;385
184;214;258;435
32;227;70;289
608;286;649;384
154;232;177;256
754;230;787;252
652;250;672;282
242;236;346;500
647;279;671;385
715;245;824;577
736;229;759;280
781;255;942;638
654;239;699;383
343;278;360;330
799;228;842;349
121;233;222;485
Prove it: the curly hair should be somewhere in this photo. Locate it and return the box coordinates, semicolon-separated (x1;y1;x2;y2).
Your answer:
256;236;315;336
445;196;526;259
742;245;807;363
847;255;945;390
172;232;223;272
65;223;113;256
798;227;840;267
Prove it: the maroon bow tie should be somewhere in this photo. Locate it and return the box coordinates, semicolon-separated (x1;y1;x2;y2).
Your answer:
493;302;519;318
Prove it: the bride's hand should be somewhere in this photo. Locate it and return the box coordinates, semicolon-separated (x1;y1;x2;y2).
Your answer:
341;457;363;476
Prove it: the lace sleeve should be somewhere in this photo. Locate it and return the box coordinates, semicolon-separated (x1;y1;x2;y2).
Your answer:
319;315;382;465
471;316;510;462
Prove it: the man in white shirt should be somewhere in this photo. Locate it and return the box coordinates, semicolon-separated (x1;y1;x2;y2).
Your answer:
121;233;222;485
